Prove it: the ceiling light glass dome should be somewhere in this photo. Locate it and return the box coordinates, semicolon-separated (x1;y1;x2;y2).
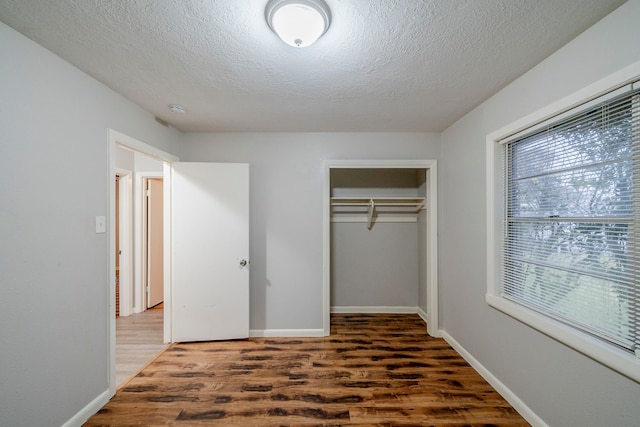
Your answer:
265;0;331;48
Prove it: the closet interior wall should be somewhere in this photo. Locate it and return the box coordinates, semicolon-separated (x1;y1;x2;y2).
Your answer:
330;168;427;311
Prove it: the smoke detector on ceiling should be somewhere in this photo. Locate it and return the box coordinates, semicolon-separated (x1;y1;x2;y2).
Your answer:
169;104;186;113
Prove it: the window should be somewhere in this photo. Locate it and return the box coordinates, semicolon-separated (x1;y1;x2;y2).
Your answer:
486;73;640;383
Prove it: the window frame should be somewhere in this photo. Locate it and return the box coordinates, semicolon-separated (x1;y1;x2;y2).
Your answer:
486;62;640;384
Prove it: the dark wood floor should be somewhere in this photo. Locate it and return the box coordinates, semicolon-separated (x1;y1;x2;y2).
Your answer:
86;314;529;426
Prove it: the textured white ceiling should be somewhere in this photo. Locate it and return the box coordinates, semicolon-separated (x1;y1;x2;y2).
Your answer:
0;0;626;132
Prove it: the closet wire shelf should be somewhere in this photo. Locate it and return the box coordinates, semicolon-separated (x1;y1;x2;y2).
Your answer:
330;197;426;229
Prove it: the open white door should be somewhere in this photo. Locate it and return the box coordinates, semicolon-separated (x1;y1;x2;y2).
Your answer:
171;162;250;342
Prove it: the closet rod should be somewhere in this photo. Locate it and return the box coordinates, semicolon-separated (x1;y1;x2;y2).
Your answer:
331;202;424;206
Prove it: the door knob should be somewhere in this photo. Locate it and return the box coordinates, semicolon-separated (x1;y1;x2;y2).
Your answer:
240;259;248;267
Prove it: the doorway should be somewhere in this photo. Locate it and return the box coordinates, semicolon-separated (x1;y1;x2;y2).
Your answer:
115;149;167;386
323;160;439;337
109;130;178;392
108;130;251;392
115;153;165;386
116;146;164;315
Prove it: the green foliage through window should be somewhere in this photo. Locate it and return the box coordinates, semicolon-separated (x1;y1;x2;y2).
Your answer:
504;88;639;353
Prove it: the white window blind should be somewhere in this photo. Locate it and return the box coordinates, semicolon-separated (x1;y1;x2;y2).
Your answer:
503;85;640;355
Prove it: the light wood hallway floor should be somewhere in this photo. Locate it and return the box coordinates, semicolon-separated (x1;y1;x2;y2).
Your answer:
90;313;529;426
116;304;168;387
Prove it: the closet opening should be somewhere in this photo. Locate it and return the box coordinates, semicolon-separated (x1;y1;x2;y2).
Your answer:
323;160;439;337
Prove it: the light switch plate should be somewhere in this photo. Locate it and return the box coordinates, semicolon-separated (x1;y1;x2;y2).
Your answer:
95;216;106;233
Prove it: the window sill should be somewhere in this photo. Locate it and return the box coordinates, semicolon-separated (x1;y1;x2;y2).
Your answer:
486;293;640;384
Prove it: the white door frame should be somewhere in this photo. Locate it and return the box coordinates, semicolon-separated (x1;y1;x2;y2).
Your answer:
108;129;178;395
323;159;440;337
115;169;133;317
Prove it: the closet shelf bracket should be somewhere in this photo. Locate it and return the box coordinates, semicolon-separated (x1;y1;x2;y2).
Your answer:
367;199;375;230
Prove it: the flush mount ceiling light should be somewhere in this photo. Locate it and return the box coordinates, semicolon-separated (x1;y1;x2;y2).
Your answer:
265;0;331;48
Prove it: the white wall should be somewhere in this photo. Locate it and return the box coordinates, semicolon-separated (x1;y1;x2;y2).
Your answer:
180;133;441;331
116;146;164;173
116;145;134;171
331;222;419;307
0;22;181;427
134;150;164;173
417;213;428;309
439;1;640;426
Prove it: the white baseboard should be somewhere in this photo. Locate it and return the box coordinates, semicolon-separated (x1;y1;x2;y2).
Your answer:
441;331;548;427
331;306;419;314
249;329;326;338
62;388;113;427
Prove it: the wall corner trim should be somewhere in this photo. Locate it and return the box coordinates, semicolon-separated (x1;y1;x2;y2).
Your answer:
62;388;112;427
417;306;428;323
441;331;549;427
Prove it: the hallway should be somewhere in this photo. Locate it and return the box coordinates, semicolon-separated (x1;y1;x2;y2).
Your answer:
116;305;167;387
